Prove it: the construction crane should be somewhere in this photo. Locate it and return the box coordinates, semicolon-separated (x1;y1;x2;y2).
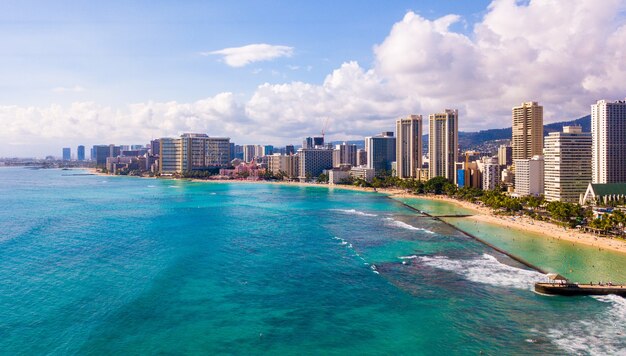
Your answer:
321;117;330;143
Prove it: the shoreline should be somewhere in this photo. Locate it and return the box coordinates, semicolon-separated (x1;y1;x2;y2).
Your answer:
87;169;626;255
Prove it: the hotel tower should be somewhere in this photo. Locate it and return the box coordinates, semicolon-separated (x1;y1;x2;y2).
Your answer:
512;102;543;161
396;115;423;179
591;99;626;183
428;109;458;181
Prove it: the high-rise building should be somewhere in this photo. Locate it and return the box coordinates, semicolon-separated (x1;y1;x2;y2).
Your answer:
243;145;256;163
497;145;512;166
512;101;543;161
159;138;182;174
268;154;300;179
77;145;85;161
91;145;120;167
180;133;231;170
297;148;333;181
396;115;423;179
544;126;592;202
302;137;314;149
333;142;357;167
62;148;71;161
263;145;274;156
365;132;396;174
428;109;458;181
313;137;324;148
591;99;626;183
481;157;500;191
514;155;544;196
356;149;367;166
150;139;161;156
285;145;295;155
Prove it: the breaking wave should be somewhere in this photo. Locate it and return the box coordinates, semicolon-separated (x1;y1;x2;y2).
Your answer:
332;209;377;217
385;218;435;234
418;253;544;290
545;295;626;355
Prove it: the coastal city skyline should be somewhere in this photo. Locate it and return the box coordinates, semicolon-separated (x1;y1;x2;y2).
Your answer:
2;0;626;157
3;1;626;354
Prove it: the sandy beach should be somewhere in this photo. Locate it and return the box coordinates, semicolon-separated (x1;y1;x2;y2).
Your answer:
396;193;626;255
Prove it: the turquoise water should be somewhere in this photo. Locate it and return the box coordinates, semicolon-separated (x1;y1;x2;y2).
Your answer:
1;168;625;355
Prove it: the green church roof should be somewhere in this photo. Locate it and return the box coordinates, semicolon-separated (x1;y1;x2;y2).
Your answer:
590;183;626;196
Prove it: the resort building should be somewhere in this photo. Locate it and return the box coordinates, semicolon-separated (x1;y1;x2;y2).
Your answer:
243;145;256;163
544;126;592;202
365;132;396;174
179;133;231;171
91;144;121;168
428;109;458;182
481;157;500;191
298;148;333;181
396;115;423;179
159;138;182;174
267;154;300;179
333;142;358;167
591;99;626;183
514;155;544;196
512;102;543;161
498;145;512;166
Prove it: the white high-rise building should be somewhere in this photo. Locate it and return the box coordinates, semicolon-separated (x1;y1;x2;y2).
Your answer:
428;109;458;181
514;155;544;196
396;115;423;179
268;154;299;179
481;157;500;191
591;99;626;183
544;126;592;202
243;145;256;163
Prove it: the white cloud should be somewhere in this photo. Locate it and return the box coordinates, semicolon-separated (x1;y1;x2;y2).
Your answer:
4;0;626;156
203;43;294;67
51;85;86;93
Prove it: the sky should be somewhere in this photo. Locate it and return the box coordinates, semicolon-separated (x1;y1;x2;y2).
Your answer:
1;0;625;157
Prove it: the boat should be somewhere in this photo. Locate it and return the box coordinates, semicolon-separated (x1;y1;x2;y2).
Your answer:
534;273;626;297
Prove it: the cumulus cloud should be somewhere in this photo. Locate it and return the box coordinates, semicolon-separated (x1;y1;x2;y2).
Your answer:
203;43;294;67
4;0;626;156
51;85;86;93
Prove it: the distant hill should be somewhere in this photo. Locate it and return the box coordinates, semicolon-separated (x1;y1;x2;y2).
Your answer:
423;114;591;151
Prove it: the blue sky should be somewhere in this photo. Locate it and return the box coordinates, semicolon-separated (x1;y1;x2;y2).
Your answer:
0;0;490;107
1;0;624;157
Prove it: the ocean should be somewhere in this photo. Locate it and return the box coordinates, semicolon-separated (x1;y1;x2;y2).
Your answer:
0;167;624;355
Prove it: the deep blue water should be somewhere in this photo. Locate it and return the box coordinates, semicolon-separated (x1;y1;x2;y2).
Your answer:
0;167;624;355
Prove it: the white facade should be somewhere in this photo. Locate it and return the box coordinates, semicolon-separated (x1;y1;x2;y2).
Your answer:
243;145;256;163
333;142;357;167
544;126;592;202
396;115;423;179
514;155;544;196
481;157;500;191
591;99;626;183
428;109;458;181
267;154;299;179
298;148;334;181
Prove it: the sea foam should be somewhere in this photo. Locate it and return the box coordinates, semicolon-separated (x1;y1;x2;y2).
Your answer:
385;218;435;234
418;253;544;290
544;294;626;355
332;209;377;217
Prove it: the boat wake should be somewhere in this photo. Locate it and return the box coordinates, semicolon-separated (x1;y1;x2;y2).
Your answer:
418;253;544;290
385;218;435;234
332;209;377;217
544;295;626;355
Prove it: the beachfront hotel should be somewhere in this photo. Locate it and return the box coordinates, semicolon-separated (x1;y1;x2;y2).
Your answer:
395;115;423;179
591;99;626;183
297;147;333;181
365;131;396;174
543;126;592;202
514;155;544;196
512;102;543;162
428;109;458;182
